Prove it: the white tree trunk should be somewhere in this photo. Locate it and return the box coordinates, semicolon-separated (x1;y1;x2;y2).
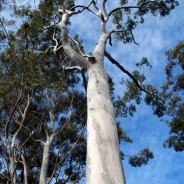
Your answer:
59;10;126;184
86;34;126;184
10;153;16;184
21;154;28;184
39;139;52;184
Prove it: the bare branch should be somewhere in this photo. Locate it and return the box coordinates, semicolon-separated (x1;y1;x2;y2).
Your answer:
81;71;87;92
12;95;30;149
102;0;109;21
59;12;88;68
31;137;45;145
64;66;87;91
108;29;139;45
71;169;86;184
20;131;34;149
65;66;83;71
92;0;100;11
20;154;28;184
109;0;158;17
5;89;22;139
69;0;99;16
55;95;75;136
69;37;85;56
40;29;63;54
0;173;11;182
104;50;164;102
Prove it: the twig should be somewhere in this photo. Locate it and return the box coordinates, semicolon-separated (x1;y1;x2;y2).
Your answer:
40;28;63;53
66;0;98;16
104;50;164;102
64;66;83;71
64;66;87;92
69;37;85;56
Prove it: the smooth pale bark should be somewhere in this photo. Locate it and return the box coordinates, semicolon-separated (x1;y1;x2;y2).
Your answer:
9;98;29;184
21;154;28;184
39;138;53;184
60;9;126;184
86;34;126;184
10;152;16;184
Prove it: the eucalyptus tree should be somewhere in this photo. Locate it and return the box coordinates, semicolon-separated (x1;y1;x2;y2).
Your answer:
57;0;179;184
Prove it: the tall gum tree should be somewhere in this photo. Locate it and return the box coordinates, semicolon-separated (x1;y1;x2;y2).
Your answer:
60;7;126;184
58;0;179;183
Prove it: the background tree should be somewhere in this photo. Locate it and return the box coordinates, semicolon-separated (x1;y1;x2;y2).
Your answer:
0;1;87;183
162;41;184;152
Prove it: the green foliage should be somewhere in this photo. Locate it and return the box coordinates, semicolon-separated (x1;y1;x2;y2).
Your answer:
136;57;152;69
111;0;179;43
129;148;154;167
0;1;87;182
117;123;133;143
161;41;184;151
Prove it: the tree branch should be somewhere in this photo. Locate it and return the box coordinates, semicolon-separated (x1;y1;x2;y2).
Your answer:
104;50;164;102
5;89;22;139
108;29;139;45
69;0;99;16
11;95;30;149
109;0;158;17
102;0;109;21
40;28;63;53
0;173;11;182
64;66;87;92
81;71;87;92
69;37;85;56
64;66;83;71
59;11;88;68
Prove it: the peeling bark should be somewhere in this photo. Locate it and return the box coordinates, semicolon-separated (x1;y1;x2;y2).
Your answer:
59;8;126;184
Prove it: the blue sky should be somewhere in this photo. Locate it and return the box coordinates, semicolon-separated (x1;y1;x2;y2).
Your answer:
69;1;184;184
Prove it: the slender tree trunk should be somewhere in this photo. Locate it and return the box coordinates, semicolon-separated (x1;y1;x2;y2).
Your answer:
86;34;126;184
21;154;28;184
10;152;16;184
39;139;52;184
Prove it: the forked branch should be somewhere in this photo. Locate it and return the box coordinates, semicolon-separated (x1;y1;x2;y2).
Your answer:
104;50;164;102
69;0;99;16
